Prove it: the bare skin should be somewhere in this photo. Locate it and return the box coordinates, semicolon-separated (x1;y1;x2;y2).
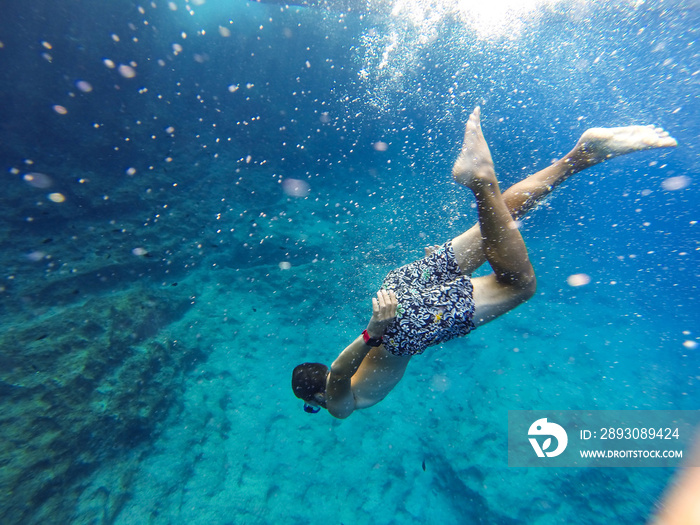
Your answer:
452;107;536;327
650;430;700;524
316;109;677;418
453;123;678;274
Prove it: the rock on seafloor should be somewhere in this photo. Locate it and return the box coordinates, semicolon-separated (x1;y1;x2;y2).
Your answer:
0;287;203;524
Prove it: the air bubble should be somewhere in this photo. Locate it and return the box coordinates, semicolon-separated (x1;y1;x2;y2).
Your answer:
118;64;136;78
282;179;310;198
661;175;690;191
76;80;93;92
24;172;52;188
567;273;591;287
47;193;66;203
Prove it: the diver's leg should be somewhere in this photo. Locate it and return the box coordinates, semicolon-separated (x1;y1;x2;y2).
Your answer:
451;123;677;274
503;124;677;220
452;107;536;326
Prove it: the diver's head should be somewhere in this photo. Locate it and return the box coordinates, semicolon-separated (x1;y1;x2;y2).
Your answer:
292;362;329;413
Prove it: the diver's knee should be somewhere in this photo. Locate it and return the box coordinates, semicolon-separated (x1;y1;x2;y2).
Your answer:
513;269;536;302
520;273;537;301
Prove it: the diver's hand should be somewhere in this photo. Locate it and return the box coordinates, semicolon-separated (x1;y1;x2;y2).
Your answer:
366;289;397;339
424;245;440;257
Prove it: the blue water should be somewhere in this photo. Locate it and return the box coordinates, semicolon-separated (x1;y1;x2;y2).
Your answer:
0;0;698;523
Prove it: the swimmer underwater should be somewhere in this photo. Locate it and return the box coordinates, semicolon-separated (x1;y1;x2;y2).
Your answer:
292;106;677;419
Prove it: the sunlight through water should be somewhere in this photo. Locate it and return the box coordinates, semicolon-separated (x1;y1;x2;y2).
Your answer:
385;0;647;39
391;0;566;40
357;0;647;112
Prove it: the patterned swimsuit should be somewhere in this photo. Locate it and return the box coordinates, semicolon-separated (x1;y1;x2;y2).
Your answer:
380;241;476;356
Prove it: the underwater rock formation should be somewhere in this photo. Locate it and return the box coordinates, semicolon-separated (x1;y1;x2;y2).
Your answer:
0;287;201;524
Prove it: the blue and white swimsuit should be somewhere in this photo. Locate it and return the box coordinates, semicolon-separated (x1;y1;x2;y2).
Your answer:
380;241;476;356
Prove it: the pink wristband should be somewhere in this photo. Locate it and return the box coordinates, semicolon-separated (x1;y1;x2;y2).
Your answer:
362;329;382;347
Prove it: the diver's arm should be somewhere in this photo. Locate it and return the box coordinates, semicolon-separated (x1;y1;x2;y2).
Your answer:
326;335;372;419
325;290;397;419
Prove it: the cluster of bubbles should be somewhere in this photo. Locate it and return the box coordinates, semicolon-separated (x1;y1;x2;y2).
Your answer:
355;0;647;114
356;0;563;106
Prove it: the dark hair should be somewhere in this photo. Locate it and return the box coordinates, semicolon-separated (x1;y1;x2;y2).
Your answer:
292;362;329;407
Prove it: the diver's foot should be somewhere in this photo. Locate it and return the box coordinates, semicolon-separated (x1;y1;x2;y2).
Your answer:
452;106;497;190
575;125;678;165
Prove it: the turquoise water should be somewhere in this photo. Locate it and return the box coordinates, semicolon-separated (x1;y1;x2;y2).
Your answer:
0;0;698;523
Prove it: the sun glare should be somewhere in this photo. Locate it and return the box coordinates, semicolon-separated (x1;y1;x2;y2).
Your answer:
388;0;579;40
455;0;566;39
